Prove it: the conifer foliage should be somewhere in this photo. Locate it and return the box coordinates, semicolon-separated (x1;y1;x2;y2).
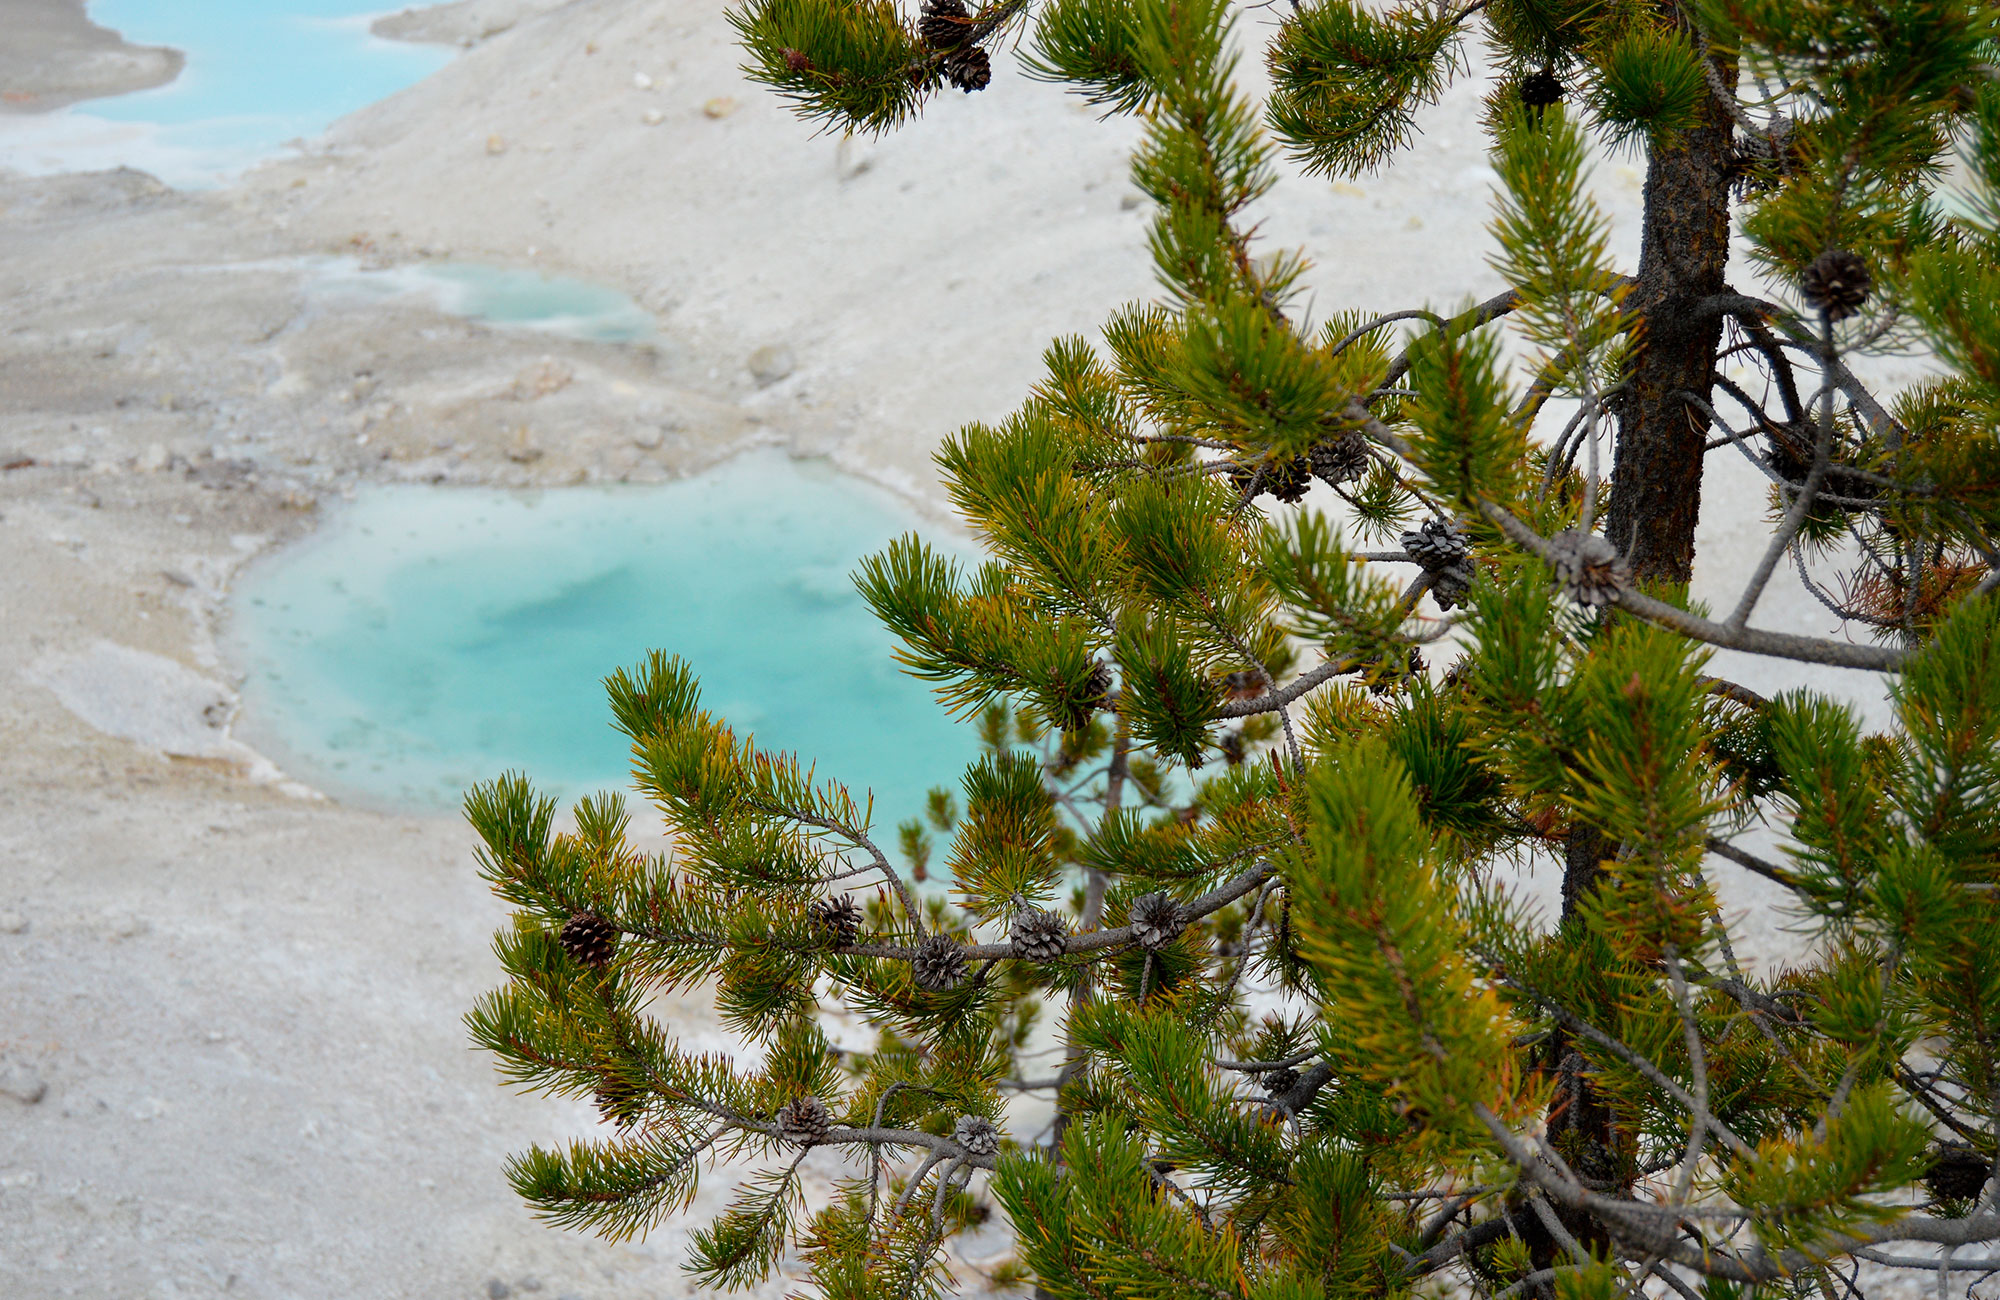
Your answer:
470;0;2000;1294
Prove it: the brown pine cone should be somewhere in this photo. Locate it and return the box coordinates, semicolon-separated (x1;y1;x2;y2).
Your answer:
913;932;969;990
917;0;971;50
942;45;990;93
808;895;863;947
776;1095;833;1146
1081;658;1115;712
1009;908;1068;962
1925;1143;1993;1203
1519;68;1564;116
1549;529;1627;607
1261;1066;1300;1096
1269;454;1313;503
1800;249;1871;322
559;912;619;967
1309;433;1368;486
1130;892;1183;951
953;1114;1000;1157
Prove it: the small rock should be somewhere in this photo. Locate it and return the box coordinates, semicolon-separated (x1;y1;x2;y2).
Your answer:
702;96;738;119
108;915;149;940
632;72;653;90
486;134;508;155
517;1280;543;1294
0;1066;46;1106
1120;192;1144;210
486;1280;512;1299
513;358;574;400
505;446;544;464
747;344;795;386
0;912;25;934
642;108;664;126
632;428;663;450
137;442;169;472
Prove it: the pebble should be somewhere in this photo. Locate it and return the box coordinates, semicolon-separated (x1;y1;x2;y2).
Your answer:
0;1065;46;1106
642;108;664;126
702;96;737;119
513;358;574;400
631;428;663;450
486;134;509;156
137;442;170;472
0;912;25;934
747;343;795;386
631;72;653;90
486;1280;511;1299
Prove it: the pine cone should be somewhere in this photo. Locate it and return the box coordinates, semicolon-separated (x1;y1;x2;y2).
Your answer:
942;45;990;92
1519;68;1564;114
1728;118;1802;196
1925;1143;1993;1203
559;912;619;967
594;1077;645;1130
953;1114;1000;1157
1130;892;1183;950
1269;454;1313;504
776;1095;833;1146
808;895;862;948
1009;908;1068;962
1082;658;1115;711
1549;529;1628;607
1429;560;1475;610
1228;454;1311;503
917;0;971;50
1218;729;1246;767
1800;249;1870;322
1401;518;1468;569
1309;432;1368;486
912;932;969;990
1401;520;1475;609
1365;646;1427;696
1261;1066;1300;1097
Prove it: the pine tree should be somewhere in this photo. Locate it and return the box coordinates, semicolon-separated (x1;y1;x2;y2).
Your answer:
467;0;2000;1295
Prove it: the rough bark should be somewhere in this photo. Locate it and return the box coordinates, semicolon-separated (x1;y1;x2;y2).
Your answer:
1605;55;1739;588
1561;823;1614;923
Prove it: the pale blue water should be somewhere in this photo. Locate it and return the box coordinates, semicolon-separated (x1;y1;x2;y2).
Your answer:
228;452;982;829
0;2;451;186
311;260;661;344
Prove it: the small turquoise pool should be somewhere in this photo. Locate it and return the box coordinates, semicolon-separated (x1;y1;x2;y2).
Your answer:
311;260;661;344
0;1;451;186
228;452;983;831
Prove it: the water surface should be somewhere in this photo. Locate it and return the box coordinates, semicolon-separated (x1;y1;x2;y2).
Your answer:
0;1;451;186
228;452;982;832
311;260;661;344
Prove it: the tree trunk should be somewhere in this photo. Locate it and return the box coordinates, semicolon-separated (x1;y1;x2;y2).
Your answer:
1604;56;1738;589
1561;823;1613;923
1538;67;1740;1264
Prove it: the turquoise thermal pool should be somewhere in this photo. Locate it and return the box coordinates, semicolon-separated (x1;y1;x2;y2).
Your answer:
310;260;661;344
228;452;982;827
0;1;451;186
